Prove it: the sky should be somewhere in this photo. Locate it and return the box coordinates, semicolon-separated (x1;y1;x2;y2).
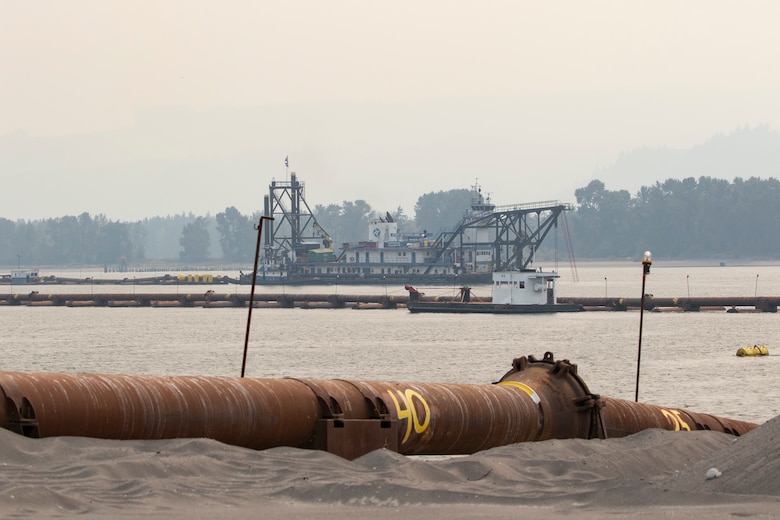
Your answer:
2;0;780;221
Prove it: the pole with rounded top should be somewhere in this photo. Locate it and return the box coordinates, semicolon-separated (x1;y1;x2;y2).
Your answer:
635;250;652;402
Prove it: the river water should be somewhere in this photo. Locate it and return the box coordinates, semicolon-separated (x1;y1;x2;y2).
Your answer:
2;261;780;424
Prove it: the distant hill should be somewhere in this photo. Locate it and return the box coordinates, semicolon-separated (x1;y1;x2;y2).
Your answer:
594;124;780;193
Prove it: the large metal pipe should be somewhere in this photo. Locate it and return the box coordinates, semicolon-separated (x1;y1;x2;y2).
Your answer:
496;352;756;438
0;353;758;459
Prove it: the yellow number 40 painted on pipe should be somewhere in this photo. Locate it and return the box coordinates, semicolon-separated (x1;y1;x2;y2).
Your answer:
661;409;691;431
388;389;431;443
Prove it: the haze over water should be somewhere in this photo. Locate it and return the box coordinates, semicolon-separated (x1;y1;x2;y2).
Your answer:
2;262;779;424
4;2;780;221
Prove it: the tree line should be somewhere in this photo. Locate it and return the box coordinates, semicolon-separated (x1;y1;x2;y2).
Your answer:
0;189;477;268
2;177;779;268
0;213;146;269
568;176;780;260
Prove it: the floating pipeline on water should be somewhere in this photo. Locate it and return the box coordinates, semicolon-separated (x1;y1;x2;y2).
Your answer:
0;291;408;308
0;352;758;460
1;291;780;312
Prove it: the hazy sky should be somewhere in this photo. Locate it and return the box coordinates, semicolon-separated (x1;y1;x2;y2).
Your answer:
2;1;779;221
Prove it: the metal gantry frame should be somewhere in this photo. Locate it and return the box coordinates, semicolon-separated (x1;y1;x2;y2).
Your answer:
427;201;573;274
262;173;330;266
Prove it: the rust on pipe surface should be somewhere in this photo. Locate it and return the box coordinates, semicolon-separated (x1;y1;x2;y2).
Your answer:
0;373;322;449
599;397;756;437
0;353;760;459
496;352;756;438
496;351;604;440
0;373;542;456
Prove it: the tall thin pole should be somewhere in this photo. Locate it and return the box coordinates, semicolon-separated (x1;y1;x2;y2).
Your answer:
242;216;274;378
635;251;652;402
754;274;759;311
755;274;759;300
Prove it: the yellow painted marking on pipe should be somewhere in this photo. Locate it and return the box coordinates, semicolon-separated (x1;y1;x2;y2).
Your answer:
387;389;431;444
661;409;691;431
498;381;541;405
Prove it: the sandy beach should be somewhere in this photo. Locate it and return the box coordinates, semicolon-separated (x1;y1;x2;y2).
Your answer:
2;415;780;519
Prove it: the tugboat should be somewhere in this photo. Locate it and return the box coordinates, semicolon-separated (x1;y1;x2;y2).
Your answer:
405;269;583;313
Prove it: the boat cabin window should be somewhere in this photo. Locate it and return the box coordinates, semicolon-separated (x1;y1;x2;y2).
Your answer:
494;280;524;289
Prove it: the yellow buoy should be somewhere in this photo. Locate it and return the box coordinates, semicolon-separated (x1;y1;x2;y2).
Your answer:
736;345;769;357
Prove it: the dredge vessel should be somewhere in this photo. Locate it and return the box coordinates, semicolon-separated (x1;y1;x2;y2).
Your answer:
240;173;575;286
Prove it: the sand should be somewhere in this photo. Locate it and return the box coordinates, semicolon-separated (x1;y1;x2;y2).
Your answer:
2;417;780;519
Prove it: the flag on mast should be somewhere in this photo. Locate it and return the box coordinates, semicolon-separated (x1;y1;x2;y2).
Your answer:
284;156;289;168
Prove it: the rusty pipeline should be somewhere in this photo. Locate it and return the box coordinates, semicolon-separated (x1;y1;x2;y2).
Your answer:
0;353;758;459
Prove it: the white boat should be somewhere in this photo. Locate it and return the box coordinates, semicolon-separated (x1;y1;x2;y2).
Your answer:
4;269;42;284
406;269;583;313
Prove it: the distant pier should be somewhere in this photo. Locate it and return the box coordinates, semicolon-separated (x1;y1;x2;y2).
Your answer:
0;292;778;312
560;296;779;313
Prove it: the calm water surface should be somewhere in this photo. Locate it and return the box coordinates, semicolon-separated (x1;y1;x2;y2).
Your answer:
2;262;780;423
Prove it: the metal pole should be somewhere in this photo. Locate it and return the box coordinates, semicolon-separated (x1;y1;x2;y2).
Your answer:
635;251;652;403
241;216;274;378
